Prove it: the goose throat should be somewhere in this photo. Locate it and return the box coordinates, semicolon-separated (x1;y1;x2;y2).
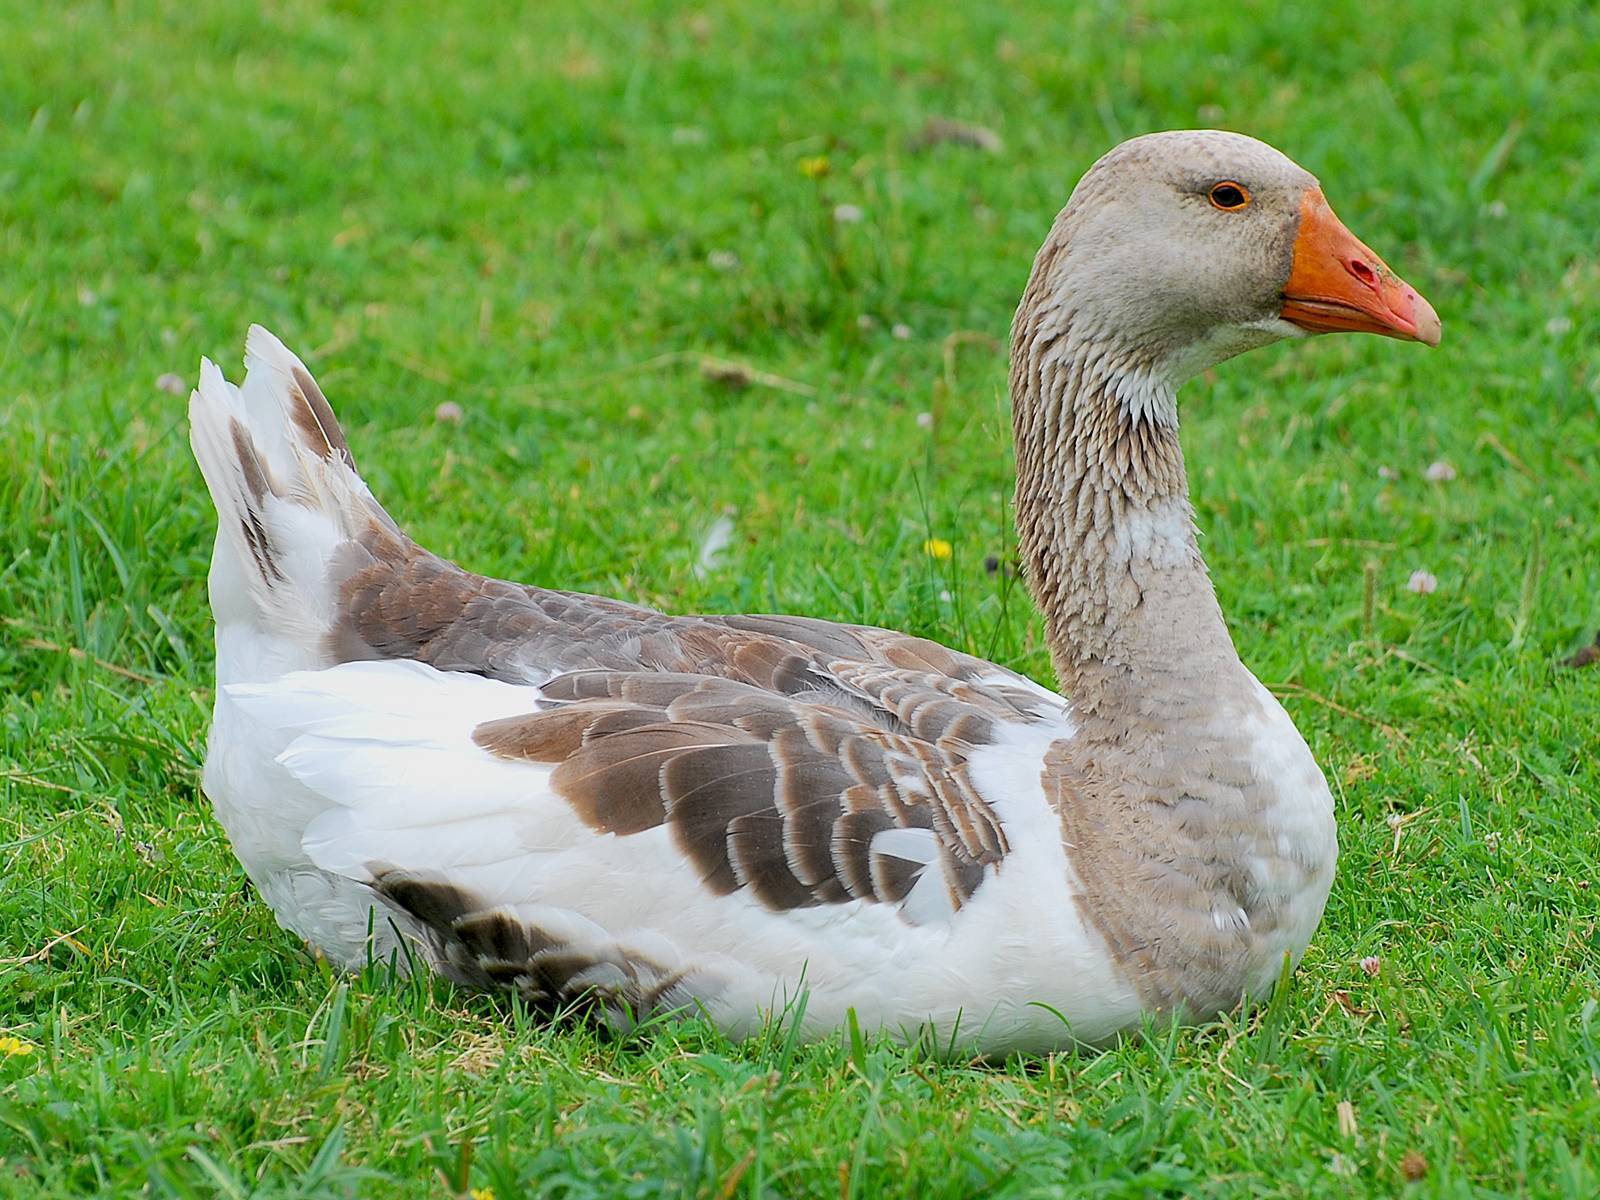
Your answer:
1008;324;1241;709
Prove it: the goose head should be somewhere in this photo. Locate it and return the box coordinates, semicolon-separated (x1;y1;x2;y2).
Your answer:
1018;129;1440;393
1010;131;1442;687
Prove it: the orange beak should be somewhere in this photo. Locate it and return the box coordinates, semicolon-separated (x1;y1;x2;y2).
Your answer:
1280;189;1441;347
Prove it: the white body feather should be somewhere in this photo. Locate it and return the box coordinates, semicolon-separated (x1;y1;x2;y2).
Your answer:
219;657;1148;1051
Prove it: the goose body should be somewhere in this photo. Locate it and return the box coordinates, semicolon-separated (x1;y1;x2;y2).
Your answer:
190;131;1438;1052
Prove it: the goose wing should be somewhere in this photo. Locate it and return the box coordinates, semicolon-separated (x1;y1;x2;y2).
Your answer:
229;641;1072;1024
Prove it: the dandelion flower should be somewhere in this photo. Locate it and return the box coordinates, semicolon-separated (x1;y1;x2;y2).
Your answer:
923;538;952;560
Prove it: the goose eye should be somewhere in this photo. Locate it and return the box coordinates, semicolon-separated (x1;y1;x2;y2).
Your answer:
1208;182;1251;211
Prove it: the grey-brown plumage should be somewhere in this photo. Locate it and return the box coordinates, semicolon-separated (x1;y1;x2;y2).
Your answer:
325;507;1052;719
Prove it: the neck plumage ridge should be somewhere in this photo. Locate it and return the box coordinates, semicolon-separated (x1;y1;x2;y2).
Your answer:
1009;284;1244;722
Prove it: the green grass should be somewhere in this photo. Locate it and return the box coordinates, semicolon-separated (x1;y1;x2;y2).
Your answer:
3;0;1598;1195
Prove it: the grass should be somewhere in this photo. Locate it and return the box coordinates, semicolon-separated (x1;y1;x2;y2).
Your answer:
2;0;1598;1194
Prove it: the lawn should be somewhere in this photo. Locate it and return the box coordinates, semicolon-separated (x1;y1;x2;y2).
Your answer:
2;0;1598;1195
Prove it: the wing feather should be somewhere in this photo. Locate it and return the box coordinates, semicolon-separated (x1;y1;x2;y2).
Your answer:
467;670;1012;923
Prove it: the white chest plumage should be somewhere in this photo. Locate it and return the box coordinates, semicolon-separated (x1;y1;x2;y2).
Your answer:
1235;678;1339;995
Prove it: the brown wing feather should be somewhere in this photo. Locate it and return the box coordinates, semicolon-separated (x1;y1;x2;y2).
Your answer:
322;523;1059;737
372;870;699;1022
472;673;1011;919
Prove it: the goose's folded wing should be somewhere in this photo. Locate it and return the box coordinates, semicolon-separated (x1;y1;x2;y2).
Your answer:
226;654;1069;1012
320;513;1064;731
467;667;1017;921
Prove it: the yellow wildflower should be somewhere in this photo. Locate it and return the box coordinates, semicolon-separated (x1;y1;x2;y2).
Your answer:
798;155;831;180
0;1036;34;1058
922;538;952;561
469;1189;496;1200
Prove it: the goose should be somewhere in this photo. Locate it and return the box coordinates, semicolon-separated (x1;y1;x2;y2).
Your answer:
188;130;1439;1053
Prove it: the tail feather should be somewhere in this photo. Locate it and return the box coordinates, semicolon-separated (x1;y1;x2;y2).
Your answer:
242;324;356;472
189;327;388;676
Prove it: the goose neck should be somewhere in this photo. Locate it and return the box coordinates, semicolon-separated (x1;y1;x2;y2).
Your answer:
1009;325;1244;712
